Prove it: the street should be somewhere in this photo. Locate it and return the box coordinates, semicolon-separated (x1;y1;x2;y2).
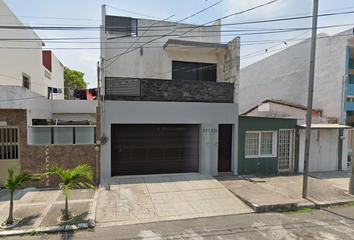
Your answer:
7;205;354;240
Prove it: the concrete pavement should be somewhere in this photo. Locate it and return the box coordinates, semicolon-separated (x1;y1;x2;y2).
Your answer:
7;205;354;239
217;171;354;212
97;173;253;227
0;188;96;236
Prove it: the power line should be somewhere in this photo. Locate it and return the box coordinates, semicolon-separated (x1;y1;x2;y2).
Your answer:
104;0;225;67
0;9;353;32
180;0;280;36
106;5;165;20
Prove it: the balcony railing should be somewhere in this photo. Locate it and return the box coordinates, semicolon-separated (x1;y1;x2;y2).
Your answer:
105;78;234;103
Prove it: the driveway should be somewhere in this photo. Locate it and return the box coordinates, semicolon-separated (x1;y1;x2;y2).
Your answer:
97;173;253;227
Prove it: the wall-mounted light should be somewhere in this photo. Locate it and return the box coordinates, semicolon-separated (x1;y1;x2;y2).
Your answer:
95;146;100;152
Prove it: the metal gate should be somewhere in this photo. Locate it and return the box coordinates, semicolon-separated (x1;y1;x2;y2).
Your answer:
278;129;295;172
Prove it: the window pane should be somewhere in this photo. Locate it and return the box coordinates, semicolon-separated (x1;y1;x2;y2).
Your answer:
53;128;73;145
245;132;259;156
30;127;51;145
75;128;95;144
260;132;273;155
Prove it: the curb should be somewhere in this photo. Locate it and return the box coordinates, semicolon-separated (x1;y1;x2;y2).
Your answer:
0;220;94;237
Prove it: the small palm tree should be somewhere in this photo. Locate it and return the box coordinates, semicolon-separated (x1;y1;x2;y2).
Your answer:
45;163;96;221
4;165;42;226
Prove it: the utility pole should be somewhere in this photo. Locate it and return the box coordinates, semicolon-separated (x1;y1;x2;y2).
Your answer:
302;0;319;199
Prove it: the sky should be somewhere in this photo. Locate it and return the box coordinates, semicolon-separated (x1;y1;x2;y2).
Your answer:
3;0;354;88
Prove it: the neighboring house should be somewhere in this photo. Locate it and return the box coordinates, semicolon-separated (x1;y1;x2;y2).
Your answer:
240;29;354;126
99;6;240;178
238;116;350;175
238;116;299;175
241;99;324;125
0;0;99;187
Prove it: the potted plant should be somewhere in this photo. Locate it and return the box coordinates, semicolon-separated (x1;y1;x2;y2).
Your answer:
1;165;42;229
45;163;96;222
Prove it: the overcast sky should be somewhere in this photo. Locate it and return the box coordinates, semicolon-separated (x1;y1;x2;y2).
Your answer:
3;0;354;87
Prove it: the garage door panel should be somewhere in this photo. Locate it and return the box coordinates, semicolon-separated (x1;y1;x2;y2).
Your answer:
111;124;199;176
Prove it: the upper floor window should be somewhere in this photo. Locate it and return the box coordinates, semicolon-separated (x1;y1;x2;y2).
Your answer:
105;15;137;37
22;74;30;89
172;61;216;82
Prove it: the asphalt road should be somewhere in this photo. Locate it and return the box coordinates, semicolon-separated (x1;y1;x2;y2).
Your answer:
7;206;354;240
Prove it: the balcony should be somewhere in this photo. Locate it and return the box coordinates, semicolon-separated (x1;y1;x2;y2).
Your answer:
105;78;234;103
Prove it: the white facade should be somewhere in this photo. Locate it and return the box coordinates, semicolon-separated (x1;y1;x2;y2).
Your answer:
100;8;240;178
0;0;64;99
298;128;348;172
240;29;354;121
100;101;238;179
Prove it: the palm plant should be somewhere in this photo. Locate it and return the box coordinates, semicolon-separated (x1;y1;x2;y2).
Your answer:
3;165;42;226
45;163;96;221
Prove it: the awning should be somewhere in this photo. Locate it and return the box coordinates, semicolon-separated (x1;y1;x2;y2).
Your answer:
163;39;227;53
298;124;352;129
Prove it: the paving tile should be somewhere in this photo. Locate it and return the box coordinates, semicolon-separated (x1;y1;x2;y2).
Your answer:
199;189;217;200
150;193;170;204
182;190;205;202
171;201;196;215
145;183;165;194
131;194;152;205
130;204;156;220
166;192;188;203
189;200;214;213
131;185;149;194
206;199;226;212
154;203;177;217
217;198;240;210
209;189;233;199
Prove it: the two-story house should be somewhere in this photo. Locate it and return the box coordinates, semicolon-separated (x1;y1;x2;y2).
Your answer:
0;0;99;187
99;5;240;179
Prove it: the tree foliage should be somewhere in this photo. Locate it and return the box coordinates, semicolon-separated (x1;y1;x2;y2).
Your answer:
44;163;96;221
4;165;42;225
64;66;88;90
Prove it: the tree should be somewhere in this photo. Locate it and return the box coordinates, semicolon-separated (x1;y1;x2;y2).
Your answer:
45;163;96;221
3;165;42;226
64;67;88;97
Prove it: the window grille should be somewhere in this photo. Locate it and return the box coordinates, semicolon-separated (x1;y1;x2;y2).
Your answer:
0;127;19;160
245;131;276;158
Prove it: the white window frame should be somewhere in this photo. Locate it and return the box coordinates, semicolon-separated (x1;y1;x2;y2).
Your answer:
245;131;277;158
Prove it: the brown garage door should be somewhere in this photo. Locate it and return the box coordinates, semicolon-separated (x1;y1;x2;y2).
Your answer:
111;124;199;176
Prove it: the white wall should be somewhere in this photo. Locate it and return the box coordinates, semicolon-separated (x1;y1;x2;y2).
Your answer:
100;101;239;179
240;30;352;119
0;86;52;120
298;129;346;172
245;102;323;124
52;99;97;122
0;0;45;96
46;52;65;99
103;18;223;82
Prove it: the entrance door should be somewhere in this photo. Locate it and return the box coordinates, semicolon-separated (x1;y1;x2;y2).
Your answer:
218;124;232;172
278;129;295;172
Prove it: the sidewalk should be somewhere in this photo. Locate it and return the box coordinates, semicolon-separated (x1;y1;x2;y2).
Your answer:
217;171;354;212
0;188;97;236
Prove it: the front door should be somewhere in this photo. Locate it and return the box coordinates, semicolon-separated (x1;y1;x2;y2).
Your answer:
218;124;232;172
278;129;295;172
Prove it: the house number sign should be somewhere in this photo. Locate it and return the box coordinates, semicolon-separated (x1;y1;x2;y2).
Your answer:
203;128;218;133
